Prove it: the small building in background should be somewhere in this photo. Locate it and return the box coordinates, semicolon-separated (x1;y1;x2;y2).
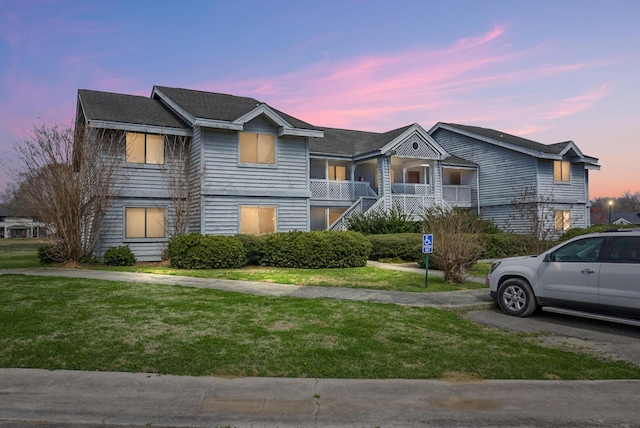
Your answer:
0;207;46;239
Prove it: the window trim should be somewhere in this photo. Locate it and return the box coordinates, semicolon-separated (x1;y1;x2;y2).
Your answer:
554;209;572;231
125;132;165;165
124;206;166;241
239;205;277;236
238;131;277;167
553;160;571;183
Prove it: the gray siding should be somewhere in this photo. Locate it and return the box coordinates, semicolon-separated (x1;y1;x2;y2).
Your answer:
203;196;308;235
188;127;203;233
537;159;588;204
96;197;172;262
202;117;310;198
432;129;538;207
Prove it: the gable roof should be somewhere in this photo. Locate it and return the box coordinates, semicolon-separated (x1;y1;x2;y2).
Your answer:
77;90;189;131
612;212;640;225
152;86;322;135
430;122;599;166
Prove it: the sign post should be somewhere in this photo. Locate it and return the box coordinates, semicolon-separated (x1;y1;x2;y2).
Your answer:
422;234;433;288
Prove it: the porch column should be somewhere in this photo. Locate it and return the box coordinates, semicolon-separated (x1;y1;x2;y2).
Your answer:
402;168;407;184
434;160;444;207
377;157;392;210
349;164;356;182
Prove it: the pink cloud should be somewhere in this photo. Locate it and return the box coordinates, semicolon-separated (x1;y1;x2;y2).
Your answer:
541;85;610;119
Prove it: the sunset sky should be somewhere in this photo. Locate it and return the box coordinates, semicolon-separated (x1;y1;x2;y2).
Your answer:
1;0;638;198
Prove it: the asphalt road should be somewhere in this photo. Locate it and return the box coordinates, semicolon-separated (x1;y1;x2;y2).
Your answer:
465;307;640;366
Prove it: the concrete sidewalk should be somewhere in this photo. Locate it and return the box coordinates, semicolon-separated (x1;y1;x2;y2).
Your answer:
1;264;495;310
1;369;639;427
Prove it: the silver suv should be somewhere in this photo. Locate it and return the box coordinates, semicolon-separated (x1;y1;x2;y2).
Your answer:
488;229;640;319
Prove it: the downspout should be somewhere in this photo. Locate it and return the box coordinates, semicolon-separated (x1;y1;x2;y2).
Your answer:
476;166;480;215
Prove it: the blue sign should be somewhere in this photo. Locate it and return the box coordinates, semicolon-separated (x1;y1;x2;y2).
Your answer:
422;234;433;253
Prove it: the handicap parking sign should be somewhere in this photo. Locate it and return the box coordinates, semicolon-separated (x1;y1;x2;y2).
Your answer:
422;234;433;253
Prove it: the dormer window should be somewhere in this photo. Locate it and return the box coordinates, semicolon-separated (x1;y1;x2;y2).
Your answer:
126;132;164;164
554;161;570;182
239;132;275;164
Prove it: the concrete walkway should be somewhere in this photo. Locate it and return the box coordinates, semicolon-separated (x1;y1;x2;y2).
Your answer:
1;264;495;310
3;265;639;427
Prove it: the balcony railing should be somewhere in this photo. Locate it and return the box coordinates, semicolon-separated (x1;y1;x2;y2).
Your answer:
310;179;376;200
391;183;433;195
443;185;471;206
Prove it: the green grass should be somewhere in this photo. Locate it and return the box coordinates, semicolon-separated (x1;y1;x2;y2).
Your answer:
96;264;485;292
0;239;44;269
466;262;492;277
1;274;638;380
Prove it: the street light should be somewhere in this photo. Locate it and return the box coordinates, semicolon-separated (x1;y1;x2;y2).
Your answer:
609;200;613;225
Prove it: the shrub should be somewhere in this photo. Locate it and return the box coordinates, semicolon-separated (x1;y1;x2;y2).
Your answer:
234;234;265;265
478;233;538;258
168;234;246;269
103;245;137;266
37;245;58;264
367;233;422;262
346;206;416;234
260;230;371;268
558;224;637;242
419;207;484;284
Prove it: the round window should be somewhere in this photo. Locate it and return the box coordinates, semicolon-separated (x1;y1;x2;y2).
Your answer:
412;142;419;150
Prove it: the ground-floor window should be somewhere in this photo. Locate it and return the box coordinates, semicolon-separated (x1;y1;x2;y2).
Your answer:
311;207;347;230
240;206;276;235
125;207;165;238
555;210;571;231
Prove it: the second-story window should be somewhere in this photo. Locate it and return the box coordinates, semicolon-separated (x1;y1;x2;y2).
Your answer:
126;132;164;165
239;132;275;164
554;161;570;182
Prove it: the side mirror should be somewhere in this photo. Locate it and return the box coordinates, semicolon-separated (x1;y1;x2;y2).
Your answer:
543;253;552;263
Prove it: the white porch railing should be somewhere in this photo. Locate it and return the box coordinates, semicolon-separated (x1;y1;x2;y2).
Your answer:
391;195;440;219
442;185;471;206
391;183;433;195
310;179;377;200
329;197;380;231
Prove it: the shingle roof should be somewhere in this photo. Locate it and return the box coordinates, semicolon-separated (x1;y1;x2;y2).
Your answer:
612;212;640;225
310;124;414;157
444;123;566;155
78;90;188;129
153;86;321;131
442;155;477;167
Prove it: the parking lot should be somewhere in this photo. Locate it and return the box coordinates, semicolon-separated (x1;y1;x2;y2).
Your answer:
466;307;640;366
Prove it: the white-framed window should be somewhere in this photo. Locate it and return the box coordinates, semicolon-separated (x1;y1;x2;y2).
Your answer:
239;132;276;164
554;161;570;182
240;206;276;235
555;210;572;231
125;207;165;238
126;132;165;164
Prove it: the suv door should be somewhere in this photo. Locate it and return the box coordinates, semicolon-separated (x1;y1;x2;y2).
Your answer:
537;237;605;308
599;236;640;314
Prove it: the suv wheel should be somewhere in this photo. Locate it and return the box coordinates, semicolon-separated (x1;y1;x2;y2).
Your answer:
497;278;538;317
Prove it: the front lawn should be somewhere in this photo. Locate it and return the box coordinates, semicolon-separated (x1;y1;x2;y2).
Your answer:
0;239;43;269
1;274;639;380
96;264;485;292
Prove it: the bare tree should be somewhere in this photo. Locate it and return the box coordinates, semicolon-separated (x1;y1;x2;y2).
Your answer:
160;135;197;238
420;206;485;284
10;123;126;261
506;185;560;254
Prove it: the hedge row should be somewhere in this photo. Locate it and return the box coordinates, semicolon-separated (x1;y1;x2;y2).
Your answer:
365;232;538;266
167;231;371;269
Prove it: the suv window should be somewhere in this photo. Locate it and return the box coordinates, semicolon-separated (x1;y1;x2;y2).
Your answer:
605;236;640;264
550;237;605;262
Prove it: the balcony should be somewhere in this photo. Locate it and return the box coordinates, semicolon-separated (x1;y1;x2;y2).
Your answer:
310;179;376;200
391;183;433;195
443;185;471;207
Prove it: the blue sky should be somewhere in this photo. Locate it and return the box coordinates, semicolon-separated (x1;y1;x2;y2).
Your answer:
1;0;639;197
